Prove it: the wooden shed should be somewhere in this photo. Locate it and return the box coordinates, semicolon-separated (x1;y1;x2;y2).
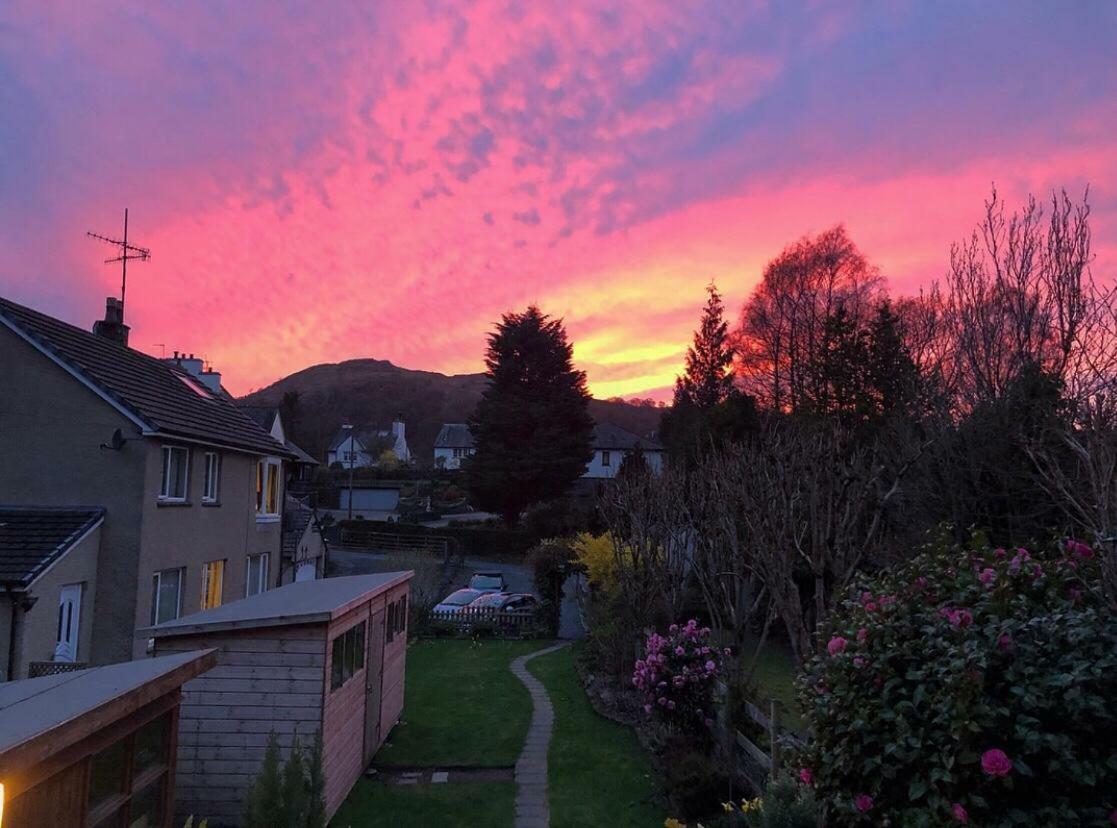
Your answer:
0;649;216;828
146;571;412;825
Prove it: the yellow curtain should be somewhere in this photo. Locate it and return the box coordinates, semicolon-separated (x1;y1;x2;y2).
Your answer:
202;560;224;609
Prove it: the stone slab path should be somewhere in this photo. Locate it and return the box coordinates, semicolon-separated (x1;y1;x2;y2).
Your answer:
511;641;572;828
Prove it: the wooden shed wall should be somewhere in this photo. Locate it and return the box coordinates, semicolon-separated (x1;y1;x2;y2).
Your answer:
155;625;326;825
380;582;409;738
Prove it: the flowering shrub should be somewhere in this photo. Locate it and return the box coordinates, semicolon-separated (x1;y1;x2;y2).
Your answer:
796;540;1117;826
633;620;725;734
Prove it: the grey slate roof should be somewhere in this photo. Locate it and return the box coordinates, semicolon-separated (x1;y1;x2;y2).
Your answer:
435;423;475;449
0;296;292;458
237;404;319;465
282;498;315;557
592;422;665;451
0;650;215;760
145;572;413;637
328;425;395;453
0;507;104;587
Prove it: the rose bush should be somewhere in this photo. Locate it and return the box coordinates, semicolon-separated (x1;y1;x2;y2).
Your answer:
633;620;725;736
796;539;1117;826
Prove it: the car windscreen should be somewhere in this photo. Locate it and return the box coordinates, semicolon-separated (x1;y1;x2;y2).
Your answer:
470;575;503;590
446;591;479;605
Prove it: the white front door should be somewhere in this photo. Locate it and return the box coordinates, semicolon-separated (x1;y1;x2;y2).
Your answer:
54;584;82;662
295;561;317;582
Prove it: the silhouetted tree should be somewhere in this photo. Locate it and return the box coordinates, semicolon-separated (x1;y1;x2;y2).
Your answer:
465;307;594;526
676;281;736;410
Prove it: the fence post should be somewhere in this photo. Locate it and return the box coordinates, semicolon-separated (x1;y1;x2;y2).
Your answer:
769;699;781;778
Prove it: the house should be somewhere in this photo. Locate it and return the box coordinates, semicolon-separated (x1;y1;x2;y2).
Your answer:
0;507;104;681
146;572;413;824
0;295;295;672
0;648;216;827
433;422;476;469
281;495;328;584
327;419;410;468
583;422;665;479
238;405;319;493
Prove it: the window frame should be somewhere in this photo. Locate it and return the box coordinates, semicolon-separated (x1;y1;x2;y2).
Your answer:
245;552;270;597
85;711;173;828
202;451;220;503
150;568;184;626
330;621;367;692
256;457;282;519
159;445;190;502
601;450;611;467
200;559;225;611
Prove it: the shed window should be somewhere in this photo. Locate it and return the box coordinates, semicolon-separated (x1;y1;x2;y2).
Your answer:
386;595;408;643
330;621;367;691
86;712;171;828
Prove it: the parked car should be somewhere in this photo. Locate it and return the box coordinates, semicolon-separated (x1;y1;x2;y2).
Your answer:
468;571;507;594
433;588;485;614
469;592;540;613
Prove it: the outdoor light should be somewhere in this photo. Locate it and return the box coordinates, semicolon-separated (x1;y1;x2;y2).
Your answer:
1;780;6;827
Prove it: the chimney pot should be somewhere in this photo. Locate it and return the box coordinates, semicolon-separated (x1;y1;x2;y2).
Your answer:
92;296;130;346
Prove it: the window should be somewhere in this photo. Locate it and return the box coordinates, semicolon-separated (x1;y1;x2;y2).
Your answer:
601;450;611;467
330;621;366;691
202;452;220;503
201;560;224;610
386;595;408;643
159;446;189;501
86;713;171;828
150;568;183;625
256;458;281;516
246;553;269;597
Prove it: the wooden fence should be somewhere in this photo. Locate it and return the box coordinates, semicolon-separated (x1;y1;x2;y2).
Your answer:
428;606;545;638
734;698;808;787
339;527;454;557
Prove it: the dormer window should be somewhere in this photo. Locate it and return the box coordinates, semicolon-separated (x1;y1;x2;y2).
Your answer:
177;373;212;399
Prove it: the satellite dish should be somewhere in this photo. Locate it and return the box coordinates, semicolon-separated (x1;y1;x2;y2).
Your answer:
100;428;130;451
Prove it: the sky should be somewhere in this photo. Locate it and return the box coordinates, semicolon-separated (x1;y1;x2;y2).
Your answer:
2;2;1115;400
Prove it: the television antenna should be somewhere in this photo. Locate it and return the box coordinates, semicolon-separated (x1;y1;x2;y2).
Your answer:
86;208;151;322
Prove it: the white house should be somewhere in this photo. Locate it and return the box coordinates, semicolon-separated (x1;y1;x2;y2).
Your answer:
434;423;476;469
327;418;410;468
583;422;665;479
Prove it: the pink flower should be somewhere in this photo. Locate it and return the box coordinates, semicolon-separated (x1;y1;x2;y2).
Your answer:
1016;547;1031;561
981;748;1013;777
1067;539;1095;559
643;703;652;714
997;632;1014;652
853;656;867;668
704;660;716;672
798;767;813;786
914;576;928;588
854;794;873;813
828;636;848;656
704;717;714;728
994;547;1006;559
856;627;868;644
865;602;879;612
674;646;685;656
861;591;873;603
1031;563;1044;580
668;623;678;633
979;568;997;586
723;647;732;656
945;608;973;628
952;802;969;823
666;700;676;710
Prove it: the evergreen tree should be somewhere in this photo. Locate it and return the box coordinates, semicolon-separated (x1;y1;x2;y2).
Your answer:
243;732;285;828
280;734;309;828
465;306;594;526
306;731;327;828
675;281;736;410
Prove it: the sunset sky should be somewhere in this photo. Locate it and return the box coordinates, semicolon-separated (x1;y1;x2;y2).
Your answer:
2;2;1115;400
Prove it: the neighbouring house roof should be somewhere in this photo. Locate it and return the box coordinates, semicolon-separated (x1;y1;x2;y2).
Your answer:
238;404;319;465
0;649;216;781
434;423;475;449
328;425;398;454
592;422;665;452
0;506;105;588
0;296;293;458
144;572;413;637
282;497;317;558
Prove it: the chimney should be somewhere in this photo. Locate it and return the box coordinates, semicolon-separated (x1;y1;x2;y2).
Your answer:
391;414;405;443
198;370;223;393
92;297;130;346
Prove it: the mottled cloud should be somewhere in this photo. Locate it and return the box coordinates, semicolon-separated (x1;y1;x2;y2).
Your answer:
1;0;1115;400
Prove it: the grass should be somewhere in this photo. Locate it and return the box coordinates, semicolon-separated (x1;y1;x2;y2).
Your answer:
375;638;548;767
740;636;804;730
330;780;515;828
528;643;667;828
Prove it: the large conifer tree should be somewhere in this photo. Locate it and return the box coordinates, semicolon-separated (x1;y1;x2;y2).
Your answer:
675;281;736;409
465;306;594;526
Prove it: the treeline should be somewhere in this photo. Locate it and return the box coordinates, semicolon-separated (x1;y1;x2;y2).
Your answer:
639;187;1117;665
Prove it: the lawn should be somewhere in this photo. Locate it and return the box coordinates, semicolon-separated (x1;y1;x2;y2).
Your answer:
375;638;547;767
330;780;515;828
740;636;804;730
529;643;666;827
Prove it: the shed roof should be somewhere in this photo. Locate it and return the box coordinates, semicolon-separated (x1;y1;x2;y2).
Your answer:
0;296;292;458
0;650;215;777
145;572;413;637
0;506;105;587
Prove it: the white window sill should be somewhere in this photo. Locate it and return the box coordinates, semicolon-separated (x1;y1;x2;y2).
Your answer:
255;514;281;523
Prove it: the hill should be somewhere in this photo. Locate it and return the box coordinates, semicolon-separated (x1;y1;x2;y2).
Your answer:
238;358;666;466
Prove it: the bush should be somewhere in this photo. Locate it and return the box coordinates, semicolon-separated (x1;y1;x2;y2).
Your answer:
796;539;1117;827
662;742;733;821
703;776;818;828
243;731;327;828
573;532;618;593
633;620;727;738
528;538;579;634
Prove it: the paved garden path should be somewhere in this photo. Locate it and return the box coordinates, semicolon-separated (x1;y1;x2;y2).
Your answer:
510;641;572;828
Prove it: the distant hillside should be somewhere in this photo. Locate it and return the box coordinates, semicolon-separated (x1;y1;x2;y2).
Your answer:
239;358;666;466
